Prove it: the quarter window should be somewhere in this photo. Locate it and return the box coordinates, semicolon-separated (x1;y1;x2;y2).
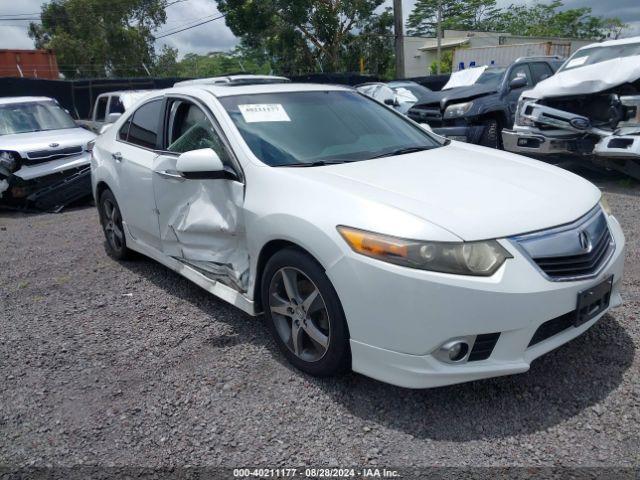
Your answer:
126;99;162;149
109;96;125;115
166;100;230;164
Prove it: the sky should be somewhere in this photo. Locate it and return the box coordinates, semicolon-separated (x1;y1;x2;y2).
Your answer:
0;0;638;58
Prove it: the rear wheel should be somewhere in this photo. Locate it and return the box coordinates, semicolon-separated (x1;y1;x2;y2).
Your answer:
98;189;131;260
262;248;350;377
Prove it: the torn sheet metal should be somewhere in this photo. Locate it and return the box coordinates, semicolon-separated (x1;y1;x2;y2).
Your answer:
152;157;250;292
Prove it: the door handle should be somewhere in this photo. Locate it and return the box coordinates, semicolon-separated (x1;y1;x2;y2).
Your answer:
112;152;123;162
156;170;185;181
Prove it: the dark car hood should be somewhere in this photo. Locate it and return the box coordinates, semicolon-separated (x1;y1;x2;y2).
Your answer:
412;84;498;110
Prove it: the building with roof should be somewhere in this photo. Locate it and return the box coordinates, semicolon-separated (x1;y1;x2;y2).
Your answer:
0;49;60;80
402;30;593;77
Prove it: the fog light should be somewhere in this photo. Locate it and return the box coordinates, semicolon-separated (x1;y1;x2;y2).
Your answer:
439;340;469;363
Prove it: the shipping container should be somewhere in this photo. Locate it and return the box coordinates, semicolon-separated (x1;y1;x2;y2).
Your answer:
0;49;60;80
452;42;571;71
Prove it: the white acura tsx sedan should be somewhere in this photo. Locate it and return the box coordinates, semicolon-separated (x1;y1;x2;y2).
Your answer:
90;77;625;388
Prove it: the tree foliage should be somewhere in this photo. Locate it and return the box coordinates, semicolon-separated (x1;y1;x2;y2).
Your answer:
407;0;625;40
216;0;393;75
29;0;169;78
174;48;272;78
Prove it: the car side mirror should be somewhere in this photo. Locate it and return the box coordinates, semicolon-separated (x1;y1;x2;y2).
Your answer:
509;76;527;90
106;112;122;123
176;148;234;180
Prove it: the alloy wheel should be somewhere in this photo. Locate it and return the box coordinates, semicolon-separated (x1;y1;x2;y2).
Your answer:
102;198;125;252
268;267;331;362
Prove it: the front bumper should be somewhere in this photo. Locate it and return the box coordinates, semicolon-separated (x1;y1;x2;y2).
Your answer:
502;128;596;156
432;125;485;143
326;215;625;389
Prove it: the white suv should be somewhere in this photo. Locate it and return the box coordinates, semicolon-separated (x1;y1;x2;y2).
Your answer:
90;80;625;388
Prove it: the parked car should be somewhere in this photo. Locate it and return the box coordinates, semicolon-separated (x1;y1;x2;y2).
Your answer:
502;36;640;179
0;96;96;211
90;82;624;388
357;81;432;114
408;57;564;148
77;90;152;134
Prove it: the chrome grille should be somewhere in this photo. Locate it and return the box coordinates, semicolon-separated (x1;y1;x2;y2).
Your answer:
511;206;615;281
26;145;83;163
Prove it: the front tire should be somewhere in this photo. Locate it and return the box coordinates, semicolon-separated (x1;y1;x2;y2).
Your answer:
98;189;132;260
261;248;350;377
479;119;502;149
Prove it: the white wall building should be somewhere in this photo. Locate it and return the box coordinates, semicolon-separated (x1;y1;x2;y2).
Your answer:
402;30;594;78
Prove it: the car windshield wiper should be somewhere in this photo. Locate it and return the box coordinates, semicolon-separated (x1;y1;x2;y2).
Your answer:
276;159;358;168
369;145;433;159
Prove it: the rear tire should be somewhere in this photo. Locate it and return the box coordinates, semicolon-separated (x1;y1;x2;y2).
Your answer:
479;119;502;149
261;248;351;377
98;189;132;260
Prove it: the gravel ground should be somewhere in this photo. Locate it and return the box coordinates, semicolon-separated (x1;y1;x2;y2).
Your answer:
1;179;639;469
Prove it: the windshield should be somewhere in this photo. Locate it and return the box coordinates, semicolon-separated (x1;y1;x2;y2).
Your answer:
388;82;431;101
0;101;76;135
218;91;442;167
560;42;640;72
474;68;507;87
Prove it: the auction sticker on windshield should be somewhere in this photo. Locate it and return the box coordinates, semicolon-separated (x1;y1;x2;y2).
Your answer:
239;104;291;123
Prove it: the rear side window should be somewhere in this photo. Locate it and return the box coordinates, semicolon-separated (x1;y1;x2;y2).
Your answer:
118;118;131;141
95;97;108;121
530;62;554;83
126;99;162;149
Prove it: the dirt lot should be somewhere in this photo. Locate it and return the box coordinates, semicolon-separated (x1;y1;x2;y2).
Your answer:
1;178;639;468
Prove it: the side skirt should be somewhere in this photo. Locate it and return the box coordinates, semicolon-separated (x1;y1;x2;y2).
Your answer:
122;222;257;316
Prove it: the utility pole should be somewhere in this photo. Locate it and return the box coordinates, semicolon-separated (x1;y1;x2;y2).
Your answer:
393;0;405;79
436;1;442;75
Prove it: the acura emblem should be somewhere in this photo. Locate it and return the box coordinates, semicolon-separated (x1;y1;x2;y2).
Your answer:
49;143;60;148
579;230;592;252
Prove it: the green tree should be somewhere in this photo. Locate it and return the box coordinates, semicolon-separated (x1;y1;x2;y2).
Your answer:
29;0;169;78
176;49;272;78
491;1;626;39
407;0;501;37
429;50;453;74
216;0;390;75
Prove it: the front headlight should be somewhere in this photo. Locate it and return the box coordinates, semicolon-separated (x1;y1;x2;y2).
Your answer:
600;196;612;216
337;226;512;276
443;102;473;119
515;99;535;126
0;151;18;176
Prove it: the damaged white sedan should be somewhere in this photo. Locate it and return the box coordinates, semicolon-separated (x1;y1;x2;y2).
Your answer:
0;96;96;211
91;80;624;388
503;36;640;178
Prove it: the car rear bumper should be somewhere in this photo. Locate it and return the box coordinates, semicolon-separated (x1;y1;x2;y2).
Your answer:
326;215;625;389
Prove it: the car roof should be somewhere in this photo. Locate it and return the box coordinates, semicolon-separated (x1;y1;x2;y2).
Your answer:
170;82;351;98
97;90;152;97
0;96;55;106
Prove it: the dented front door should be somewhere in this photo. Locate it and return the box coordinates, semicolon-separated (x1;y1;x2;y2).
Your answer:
151;97;250;293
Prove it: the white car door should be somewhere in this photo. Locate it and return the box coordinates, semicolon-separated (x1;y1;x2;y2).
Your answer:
151;96;250;292
113;98;163;251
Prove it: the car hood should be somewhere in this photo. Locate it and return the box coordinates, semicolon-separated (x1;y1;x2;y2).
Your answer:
0;127;96;157
524;55;640;99
412;84;497;110
286;142;601;241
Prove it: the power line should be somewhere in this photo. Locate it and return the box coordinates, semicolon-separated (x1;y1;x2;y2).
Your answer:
155;13;225;39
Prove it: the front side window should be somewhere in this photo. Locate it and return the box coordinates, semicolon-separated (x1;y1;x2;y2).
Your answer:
218;91;442;167
530;62;554;83
125;99;162;149
165;100;230;164
508;65;532;87
109;96;125;115
0;100;76;135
